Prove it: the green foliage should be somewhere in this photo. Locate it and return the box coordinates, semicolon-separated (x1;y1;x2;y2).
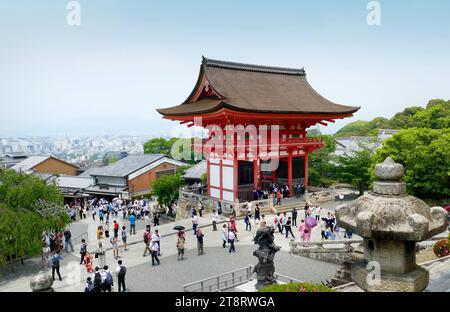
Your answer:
371;128;450;199
335;144;374;194
176;165;193;176
200;172;207;184
258;282;335;292
151;174;183;207
144;137;200;165
0;169;71;270
144;137;178;155
307;130;337;187
336;99;449;137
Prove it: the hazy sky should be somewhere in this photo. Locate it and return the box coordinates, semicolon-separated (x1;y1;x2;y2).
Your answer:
1;0;449;137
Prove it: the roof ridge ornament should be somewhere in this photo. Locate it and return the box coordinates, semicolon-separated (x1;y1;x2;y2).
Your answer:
202;57;306;76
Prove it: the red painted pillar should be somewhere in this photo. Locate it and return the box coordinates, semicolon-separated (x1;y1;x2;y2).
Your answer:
207;159;210;197
253;159;258;190
234;157;238;202
304;152;309;190
288;153;293;197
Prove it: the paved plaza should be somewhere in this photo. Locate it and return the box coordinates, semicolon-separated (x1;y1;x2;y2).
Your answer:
0;200;347;292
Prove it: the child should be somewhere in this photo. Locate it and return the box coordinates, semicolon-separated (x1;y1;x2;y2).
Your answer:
96;226;104;240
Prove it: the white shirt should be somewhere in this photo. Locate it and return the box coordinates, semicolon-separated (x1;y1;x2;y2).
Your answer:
192;215;199;224
212;212;219;222
228;231;236;241
246;202;253;213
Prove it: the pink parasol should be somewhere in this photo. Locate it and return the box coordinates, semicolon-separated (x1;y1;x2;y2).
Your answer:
305;217;317;229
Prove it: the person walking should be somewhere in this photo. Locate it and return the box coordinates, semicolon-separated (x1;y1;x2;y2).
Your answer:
198;201;204;217
116;260;126;292
50;251;63;281
291;207;298;227
84;277;95;293
228;230;236;253
120;226;128;251
102;265;113;292
284;217;295;239
314;205;321;222
63;229;74;253
150;238;160;266
96;240;106;268
153;212;160;226
299;220;311;246
254;204;260;225
113;220;120;238
192;212;199;234
93;266;102;293
196;228;204;256
276;190;282;206
129;214;136;235
80;239;88;265
111;235;119;260
319;219;328;240
96;225;103;241
176;235;185;260
154;229;161;256
42;243;51;269
222;224;228;248
244;212;251;231
143;227;152;257
212;210;219;231
281;213;288;234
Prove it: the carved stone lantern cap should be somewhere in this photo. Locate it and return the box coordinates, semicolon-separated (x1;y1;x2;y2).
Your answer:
336;157;447;241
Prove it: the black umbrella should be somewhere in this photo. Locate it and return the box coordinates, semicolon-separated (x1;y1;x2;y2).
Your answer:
173;225;186;231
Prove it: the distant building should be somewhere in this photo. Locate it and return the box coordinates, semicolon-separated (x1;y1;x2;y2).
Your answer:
334;129;399;157
84;154;186;200
182;160;207;185
53;176;93;204
11;155;79;176
0;152;28;169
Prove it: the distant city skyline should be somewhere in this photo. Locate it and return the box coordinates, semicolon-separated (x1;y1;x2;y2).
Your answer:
1;0;449;137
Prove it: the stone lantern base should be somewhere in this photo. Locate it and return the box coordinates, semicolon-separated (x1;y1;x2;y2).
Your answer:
352;262;429;292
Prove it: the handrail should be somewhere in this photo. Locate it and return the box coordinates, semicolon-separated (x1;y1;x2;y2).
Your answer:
183;264;302;292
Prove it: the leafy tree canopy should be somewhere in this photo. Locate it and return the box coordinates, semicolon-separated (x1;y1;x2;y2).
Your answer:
151;174;183;208
371;128;450;200
335;99;449;137
0;169;71;270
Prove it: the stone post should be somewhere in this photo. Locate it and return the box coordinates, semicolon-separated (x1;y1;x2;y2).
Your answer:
336;157;447;292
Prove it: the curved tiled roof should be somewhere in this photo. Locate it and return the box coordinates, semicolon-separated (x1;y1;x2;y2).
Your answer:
157;57;360;117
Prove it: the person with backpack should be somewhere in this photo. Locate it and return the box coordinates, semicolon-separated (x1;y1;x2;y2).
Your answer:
102;265;114;292
143;227;152;257
116;260;126;292
92;266;102;293
284;217;295;239
63;229;74;253
80;239;88;265
84;277;95;293
50;251;63;281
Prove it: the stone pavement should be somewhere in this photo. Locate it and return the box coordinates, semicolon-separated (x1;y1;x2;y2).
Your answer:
0;199;350;292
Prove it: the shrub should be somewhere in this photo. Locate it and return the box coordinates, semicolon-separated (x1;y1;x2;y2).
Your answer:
258;282;335;292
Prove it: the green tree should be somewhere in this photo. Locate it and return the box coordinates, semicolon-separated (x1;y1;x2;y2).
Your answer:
143;137;178;155
151;174;183;209
335;144;374;196
307;130;337;187
371;128;450;200
0;169;71;271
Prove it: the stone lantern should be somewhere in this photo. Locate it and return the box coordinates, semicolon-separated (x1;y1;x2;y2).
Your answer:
336;157;448;292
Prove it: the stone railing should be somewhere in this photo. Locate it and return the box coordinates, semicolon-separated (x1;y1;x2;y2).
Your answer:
177;189;273;219
290;239;363;264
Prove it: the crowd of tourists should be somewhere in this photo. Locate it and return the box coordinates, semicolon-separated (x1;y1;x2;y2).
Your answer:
250;182;307;206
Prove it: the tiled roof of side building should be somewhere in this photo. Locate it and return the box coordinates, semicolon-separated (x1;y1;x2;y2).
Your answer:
91;154;166;177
